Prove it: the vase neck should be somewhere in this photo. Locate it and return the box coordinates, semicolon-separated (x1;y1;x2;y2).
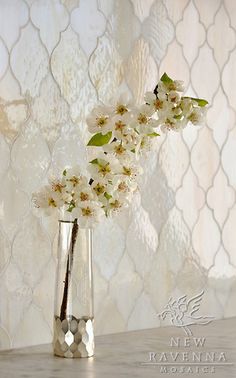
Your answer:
58;219;77;224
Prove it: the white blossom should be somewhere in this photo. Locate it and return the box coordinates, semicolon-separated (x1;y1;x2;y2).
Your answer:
86;105;112;135
110;175;137;200
74;201;104;227
88;153;121;179
111;113;133;140
110;93;134;116
121;159;143;179
187;107;206;125
180;97;193;117
168;90;181;104
91;178;108;197
64;166;87;191
103;141;133;161
32;186;64;216
103;194;129;216
118;128;140;152
73;184;95;203
160;117;187;133
137;135;157;154
144;92;165;112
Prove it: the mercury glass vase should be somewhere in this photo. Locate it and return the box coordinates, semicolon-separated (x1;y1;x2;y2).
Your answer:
53;219;94;358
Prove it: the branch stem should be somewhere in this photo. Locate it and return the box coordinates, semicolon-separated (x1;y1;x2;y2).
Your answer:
59;219;79;320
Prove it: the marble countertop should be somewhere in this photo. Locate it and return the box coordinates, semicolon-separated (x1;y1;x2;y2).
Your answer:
0;318;235;378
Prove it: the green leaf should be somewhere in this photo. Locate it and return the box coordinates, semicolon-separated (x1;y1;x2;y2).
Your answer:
63;169;67;176
89;158;99;165
87;131;112;146
174;114;182;120
104;192;112;200
67;205;74;213
147;132;160;137
183;97;208;107
160;72;173;84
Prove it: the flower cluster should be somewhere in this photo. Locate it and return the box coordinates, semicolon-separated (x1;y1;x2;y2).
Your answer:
32;73;208;226
32;167;104;227
145;74;207;133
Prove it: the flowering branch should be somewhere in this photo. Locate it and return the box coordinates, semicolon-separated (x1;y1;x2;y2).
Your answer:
32;73;208;226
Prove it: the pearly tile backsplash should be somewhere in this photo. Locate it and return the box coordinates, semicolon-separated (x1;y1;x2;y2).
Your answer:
0;0;236;350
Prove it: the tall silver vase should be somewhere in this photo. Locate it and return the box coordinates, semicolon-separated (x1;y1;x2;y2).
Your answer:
53;219;94;358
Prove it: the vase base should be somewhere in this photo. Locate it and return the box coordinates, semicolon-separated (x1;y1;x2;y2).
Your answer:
53;315;94;358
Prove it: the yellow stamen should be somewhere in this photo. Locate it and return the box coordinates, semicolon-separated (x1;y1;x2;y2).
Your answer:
115;120;126;131
115;144;126;155
80;192;89;201
118;182;128;192
110;199;122;209
68;176;80;187
82;207;93;217
123;166;132;176
48;198;57;207
93;183;105;195
137;113;148;124
154;99;163;110
99;164;111;176
116;104;128;115
52;183;64;193
96;116;108;127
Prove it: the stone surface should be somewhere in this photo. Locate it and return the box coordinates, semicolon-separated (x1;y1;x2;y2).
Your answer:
0;318;235;378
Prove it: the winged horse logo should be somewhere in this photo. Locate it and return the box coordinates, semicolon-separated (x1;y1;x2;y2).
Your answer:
157;291;214;336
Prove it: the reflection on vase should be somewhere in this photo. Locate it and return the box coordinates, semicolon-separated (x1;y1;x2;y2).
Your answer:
53;219;94;358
